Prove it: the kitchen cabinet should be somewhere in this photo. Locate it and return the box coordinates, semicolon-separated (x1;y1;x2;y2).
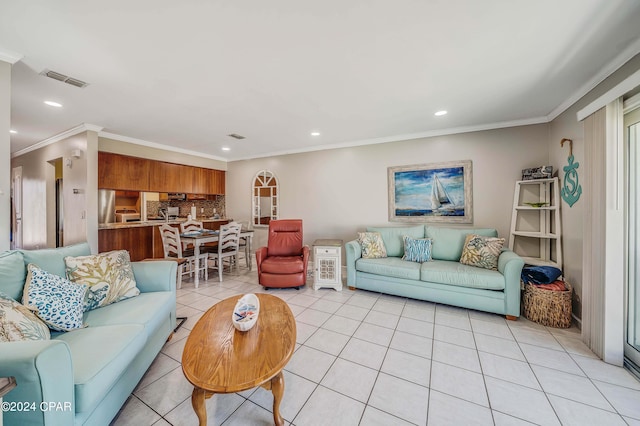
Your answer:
98;152;150;191
99;151;225;195
192;168;225;195
149;161;194;193
115;190;139;198
99;221;231;261
99;226;154;261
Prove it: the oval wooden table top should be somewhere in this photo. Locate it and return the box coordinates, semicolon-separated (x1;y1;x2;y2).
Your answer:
182;293;296;393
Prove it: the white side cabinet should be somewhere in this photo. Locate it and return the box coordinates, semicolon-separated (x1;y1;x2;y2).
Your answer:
313;239;342;291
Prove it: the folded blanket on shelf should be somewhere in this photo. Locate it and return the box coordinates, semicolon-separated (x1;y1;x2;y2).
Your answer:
521;266;562;284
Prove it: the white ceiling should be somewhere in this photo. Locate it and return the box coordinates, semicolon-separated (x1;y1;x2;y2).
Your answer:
3;0;640;161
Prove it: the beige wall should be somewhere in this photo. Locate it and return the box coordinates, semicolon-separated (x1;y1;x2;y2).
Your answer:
11;131;99;252
0;61;11;251
549;53;640;321
99;137;227;170
227;124;550;251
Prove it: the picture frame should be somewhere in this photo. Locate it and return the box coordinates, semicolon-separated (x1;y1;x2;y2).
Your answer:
388;160;473;223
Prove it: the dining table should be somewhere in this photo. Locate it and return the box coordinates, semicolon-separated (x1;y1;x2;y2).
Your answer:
180;229;254;288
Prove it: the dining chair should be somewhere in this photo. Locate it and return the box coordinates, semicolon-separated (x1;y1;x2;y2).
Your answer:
180;219;218;253
208;223;241;282
179;219;203;251
159;224;208;281
228;220;252;269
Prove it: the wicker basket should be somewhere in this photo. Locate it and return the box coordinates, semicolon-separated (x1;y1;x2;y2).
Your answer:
522;281;572;328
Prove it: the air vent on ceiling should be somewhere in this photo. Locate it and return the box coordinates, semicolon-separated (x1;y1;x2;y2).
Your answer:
228;133;246;140
40;69;89;88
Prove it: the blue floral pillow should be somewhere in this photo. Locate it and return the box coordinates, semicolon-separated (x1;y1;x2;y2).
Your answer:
22;264;88;332
402;236;433;263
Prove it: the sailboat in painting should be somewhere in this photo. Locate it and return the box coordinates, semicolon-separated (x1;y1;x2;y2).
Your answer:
430;174;453;210
429;174;463;215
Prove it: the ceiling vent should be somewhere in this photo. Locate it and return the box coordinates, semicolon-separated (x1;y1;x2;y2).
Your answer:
40;69;89;88
228;133;246;140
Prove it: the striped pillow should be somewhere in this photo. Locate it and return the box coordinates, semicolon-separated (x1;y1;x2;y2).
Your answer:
402;236;433;263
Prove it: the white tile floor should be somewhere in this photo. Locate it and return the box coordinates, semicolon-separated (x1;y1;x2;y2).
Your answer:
111;267;640;426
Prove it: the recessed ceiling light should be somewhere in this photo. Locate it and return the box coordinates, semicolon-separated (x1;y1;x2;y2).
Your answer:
434;110;447;116
310;132;320;136
221;147;231;151
9;130;17;134
44;100;63;108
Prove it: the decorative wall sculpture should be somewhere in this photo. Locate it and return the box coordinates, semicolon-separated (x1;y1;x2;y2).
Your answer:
560;138;582;207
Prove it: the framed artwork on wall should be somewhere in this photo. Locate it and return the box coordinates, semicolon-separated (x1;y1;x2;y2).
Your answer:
388;160;473;223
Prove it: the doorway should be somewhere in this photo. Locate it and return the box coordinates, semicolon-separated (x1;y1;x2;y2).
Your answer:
10;166;22;249
624;95;640;375
47;158;64;248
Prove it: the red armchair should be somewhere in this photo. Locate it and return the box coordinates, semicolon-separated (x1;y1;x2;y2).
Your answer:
256;219;310;289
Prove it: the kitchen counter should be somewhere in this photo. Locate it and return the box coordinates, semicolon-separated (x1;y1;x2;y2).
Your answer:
99;218;229;230
98;218;231;260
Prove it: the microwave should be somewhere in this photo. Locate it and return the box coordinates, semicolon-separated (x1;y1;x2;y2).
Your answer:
167;193;186;200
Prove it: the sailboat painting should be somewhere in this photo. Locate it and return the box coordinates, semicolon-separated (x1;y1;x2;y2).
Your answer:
388;160;473;223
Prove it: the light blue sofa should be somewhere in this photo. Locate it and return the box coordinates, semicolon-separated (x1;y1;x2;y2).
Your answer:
346;226;524;318
0;243;177;425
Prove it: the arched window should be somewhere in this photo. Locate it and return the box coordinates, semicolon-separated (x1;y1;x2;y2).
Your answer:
252;170;278;227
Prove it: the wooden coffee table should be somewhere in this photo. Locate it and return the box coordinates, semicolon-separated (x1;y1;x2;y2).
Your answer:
182;294;296;426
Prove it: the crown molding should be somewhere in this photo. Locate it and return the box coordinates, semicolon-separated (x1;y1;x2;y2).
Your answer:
99;131;228;162
577;68;640;121
0;48;23;65
547;37;640;121
12;123;104;158
228;116;549;161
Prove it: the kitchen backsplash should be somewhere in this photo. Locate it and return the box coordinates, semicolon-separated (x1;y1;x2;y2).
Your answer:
147;196;225;218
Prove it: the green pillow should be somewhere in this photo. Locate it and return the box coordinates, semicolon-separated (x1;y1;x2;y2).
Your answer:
20;243;91;279
0;251;27;301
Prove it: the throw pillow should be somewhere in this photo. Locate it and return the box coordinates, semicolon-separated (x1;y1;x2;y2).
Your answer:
0;291;50;342
402;236;433;263
357;232;387;259
459;234;505;271
65;250;140;312
22;264;87;332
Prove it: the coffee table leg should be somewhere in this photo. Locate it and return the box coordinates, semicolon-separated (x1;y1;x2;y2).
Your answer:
191;387;208;426
270;371;285;426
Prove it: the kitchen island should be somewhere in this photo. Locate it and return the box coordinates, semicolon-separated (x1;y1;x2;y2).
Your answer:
98;218;230;261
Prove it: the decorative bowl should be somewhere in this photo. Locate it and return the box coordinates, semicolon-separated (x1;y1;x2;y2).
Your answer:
524;202;548;208
232;293;260;331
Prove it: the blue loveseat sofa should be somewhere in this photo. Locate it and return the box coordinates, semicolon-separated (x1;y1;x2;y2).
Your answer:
346;226;524;318
0;243;177;425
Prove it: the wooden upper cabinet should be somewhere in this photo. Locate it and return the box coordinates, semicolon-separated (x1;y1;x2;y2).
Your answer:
192;167;209;195
99;151;225;194
192;168;226;195
98;152;150;191
148;161;194;193
212;169;225;194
